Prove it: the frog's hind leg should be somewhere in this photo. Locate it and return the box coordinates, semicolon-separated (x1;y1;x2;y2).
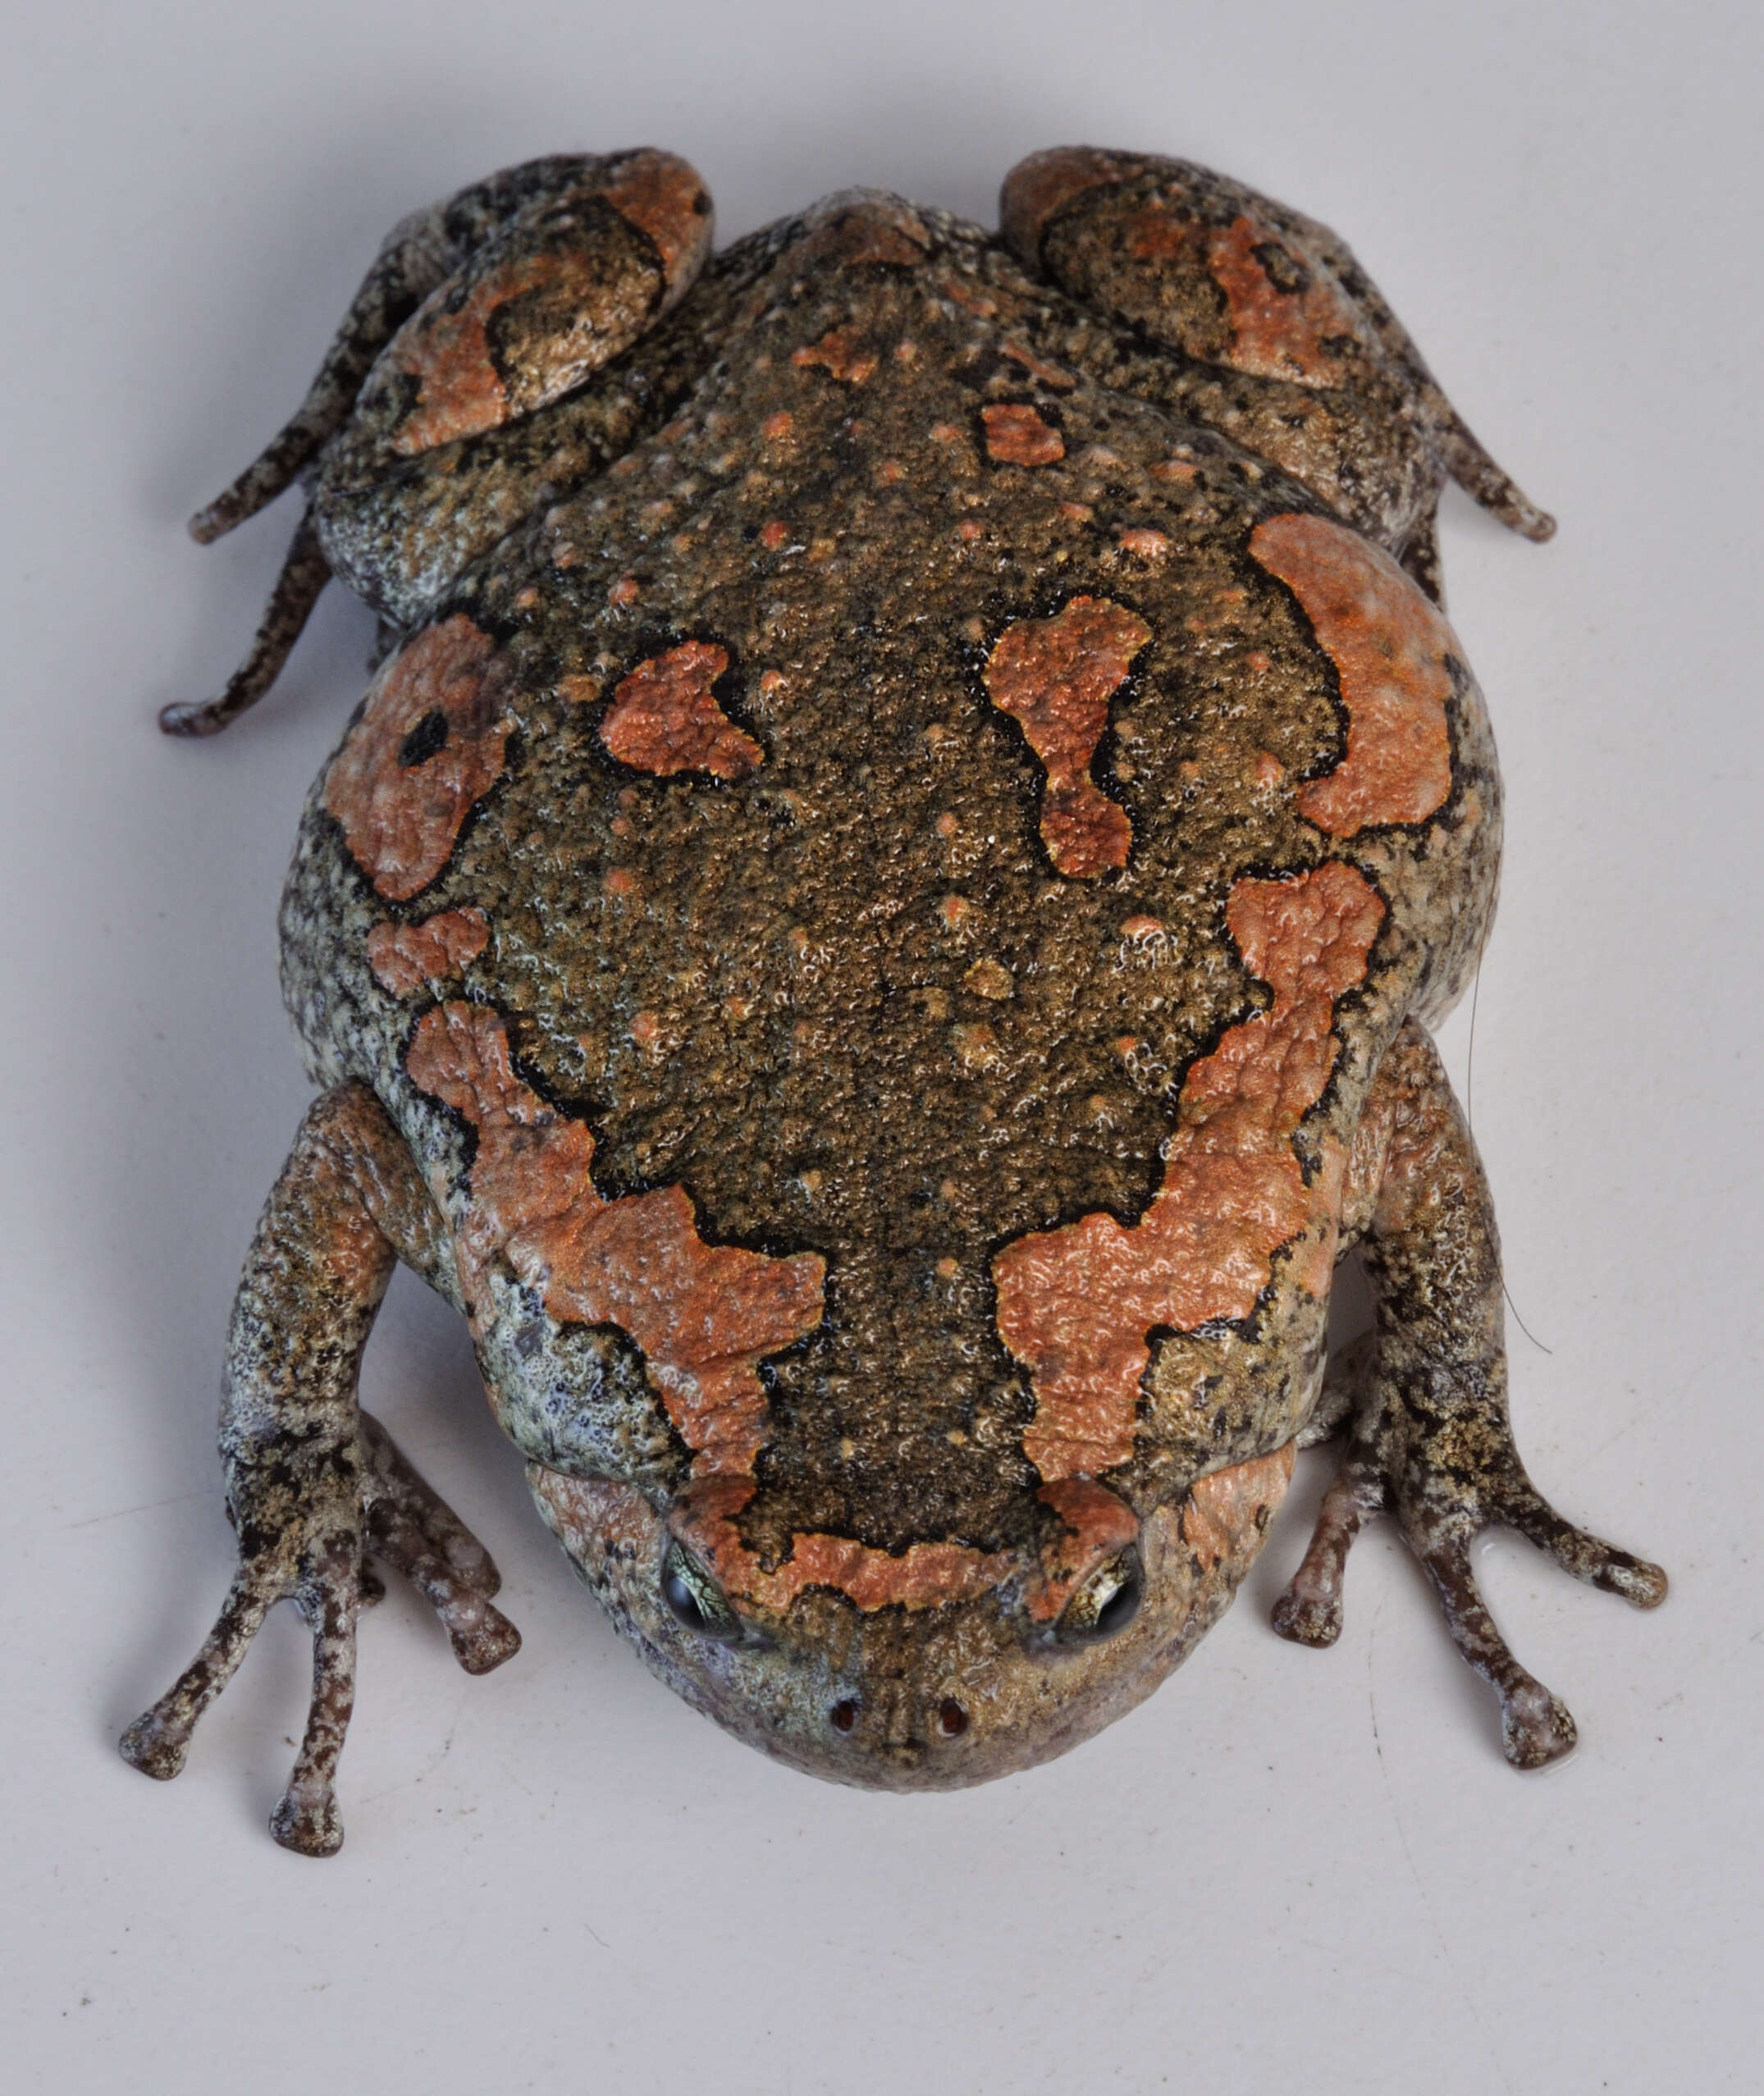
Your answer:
159;512;333;737
1273;1021;1665;1768
187;154;654;542
163;189;468;737
1268;195;1560;549
998;148;1553;605
174;150;714;733
120;1084;518;1855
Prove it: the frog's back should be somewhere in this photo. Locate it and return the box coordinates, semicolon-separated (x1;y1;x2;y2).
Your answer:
281;190;1498;1551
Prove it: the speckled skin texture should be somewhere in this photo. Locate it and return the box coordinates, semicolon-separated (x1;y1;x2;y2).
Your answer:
127;148;1665;1853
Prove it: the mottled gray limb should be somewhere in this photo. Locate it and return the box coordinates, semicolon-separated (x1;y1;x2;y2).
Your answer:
1434;418;1556;542
118;1568;274;1779
1423;1537;1576;1768
187;203;460;543
160;511;330;737
272;1543;359;1856
1275;1021;1665;1768
1277;202;1556;543
361;1415;521;1676
1499;1474;1668;1609
119;1085;519;1855
185;156;628;544
1269;1441;1385;1647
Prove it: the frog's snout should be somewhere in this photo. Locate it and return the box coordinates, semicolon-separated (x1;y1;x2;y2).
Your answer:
528;1457;1291;1791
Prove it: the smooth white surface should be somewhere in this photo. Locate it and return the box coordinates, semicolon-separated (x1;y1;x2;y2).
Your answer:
5;4;1760;2090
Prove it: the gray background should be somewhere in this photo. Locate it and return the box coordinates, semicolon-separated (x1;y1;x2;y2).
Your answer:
6;2;1760;2090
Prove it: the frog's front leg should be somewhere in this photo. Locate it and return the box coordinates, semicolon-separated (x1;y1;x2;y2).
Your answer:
1274;1021;1666;1766
120;1084;518;1855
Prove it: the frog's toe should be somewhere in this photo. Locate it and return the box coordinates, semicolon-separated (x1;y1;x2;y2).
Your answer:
1270;1446;1384;1648
1420;1532;1579;1769
160;513;330;737
120;1565;276;1782
272;1563;359;1856
1501;1475;1669;1610
1270;1583;1344;1648
360;1413;522;1674
368;1497;522;1674
269;1783;343;1858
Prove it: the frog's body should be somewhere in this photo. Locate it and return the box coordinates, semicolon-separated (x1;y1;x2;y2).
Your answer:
125;149;1663;1853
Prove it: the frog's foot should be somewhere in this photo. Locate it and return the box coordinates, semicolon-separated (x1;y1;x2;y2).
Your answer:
121;1412;518;1854
159;511;331;737
1272;1021;1666;1768
1274;1426;1666;1766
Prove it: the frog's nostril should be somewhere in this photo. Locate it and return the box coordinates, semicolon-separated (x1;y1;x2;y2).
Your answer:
936;1698;968;1738
829;1698;860;1734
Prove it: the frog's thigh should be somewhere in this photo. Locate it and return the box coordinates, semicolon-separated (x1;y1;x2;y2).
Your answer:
170;149;712;734
121;1083;517;1856
1274;1021;1666;1769
309;149;713;612
994;147;1553;604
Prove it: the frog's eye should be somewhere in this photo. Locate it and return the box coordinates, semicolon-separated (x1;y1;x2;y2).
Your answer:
661;1541;745;1644
1055;1547;1143;1643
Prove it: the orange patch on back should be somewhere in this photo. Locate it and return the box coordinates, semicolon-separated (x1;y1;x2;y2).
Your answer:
323;616;513;902
385;153;709;457
366;906;490;995
673;1474;1139;1621
387;247;642;456
674;1477;1015;1614
981;403;1065;466
599;642;762;780
793;327;880;385
790;199;931;276
993;860;1384;1480
983;596;1150;878
405;1002;824;1475
999;339;1077;390
1115;203;1362;389
1250;512;1459;833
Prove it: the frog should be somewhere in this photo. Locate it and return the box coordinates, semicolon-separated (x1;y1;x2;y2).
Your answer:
122;145;1666;1855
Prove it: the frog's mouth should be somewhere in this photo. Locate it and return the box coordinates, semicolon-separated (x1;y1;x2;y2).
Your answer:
528;1445;1292;1789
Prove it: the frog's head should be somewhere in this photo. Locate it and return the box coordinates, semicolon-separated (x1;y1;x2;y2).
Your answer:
528;1445;1292;1787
